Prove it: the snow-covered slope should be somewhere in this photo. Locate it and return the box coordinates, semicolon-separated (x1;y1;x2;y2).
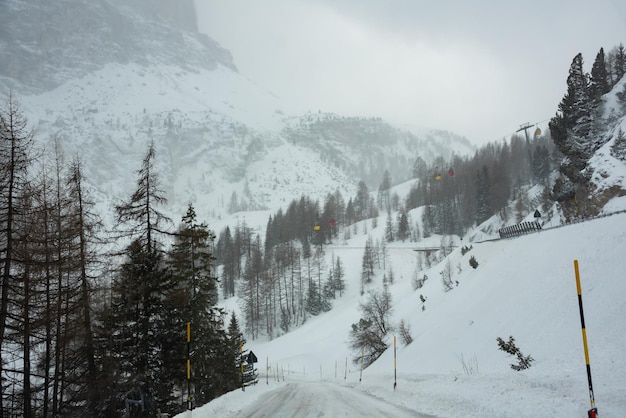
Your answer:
189;207;626;418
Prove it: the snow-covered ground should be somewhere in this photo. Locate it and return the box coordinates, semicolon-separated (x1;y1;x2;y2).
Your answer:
173;195;626;417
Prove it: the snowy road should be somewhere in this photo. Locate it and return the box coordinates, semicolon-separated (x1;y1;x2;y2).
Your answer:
238;381;433;417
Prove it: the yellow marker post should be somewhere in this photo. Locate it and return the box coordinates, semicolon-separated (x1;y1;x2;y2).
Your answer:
574;260;598;418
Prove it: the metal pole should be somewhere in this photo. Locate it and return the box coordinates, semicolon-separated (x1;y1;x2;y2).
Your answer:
359;349;363;381
516;122;533;180
240;342;245;391
574;260;597;417
186;322;192;412
393;335;397;389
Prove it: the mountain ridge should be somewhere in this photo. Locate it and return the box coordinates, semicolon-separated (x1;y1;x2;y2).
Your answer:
0;0;235;94
0;0;473;224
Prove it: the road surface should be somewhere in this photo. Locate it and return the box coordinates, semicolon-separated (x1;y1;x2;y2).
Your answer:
239;381;434;417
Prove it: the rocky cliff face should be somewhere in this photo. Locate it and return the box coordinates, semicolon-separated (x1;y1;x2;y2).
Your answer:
0;0;235;94
114;0;199;32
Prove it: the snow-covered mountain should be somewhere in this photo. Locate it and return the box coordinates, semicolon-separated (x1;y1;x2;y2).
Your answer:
0;0;474;226
3;1;626;417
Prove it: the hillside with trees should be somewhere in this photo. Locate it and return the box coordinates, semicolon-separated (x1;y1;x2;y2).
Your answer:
1;42;625;416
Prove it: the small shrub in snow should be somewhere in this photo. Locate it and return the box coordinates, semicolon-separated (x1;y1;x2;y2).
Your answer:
441;259;453;292
469;255;479;269
460;245;473;255
412;273;428;290
497;335;534;371
610;128;626;162
398;319;413;346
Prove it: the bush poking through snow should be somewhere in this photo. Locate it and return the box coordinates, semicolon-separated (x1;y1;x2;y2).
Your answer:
469;255;479;269
398;319;413;346
461;245;473;255
458;353;479;375
497;335;534;371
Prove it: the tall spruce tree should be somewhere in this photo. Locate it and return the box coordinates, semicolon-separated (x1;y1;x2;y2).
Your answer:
164;204;237;408
107;239;175;414
549;52;597;210
360;236;375;294
475;165;492;225
104;140;176;415
397;211;409;242
613;43;625;82
590;47;610;101
550;53;594;164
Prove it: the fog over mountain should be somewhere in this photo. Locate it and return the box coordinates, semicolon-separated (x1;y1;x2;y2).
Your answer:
0;0;473;225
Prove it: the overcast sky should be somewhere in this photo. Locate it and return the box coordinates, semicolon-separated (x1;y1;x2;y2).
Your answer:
195;0;626;146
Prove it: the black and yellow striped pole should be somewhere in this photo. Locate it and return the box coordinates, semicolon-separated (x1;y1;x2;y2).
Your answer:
574;260;598;418
186;322;192;411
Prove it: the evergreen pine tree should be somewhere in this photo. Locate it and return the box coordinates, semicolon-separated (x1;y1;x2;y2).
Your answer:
228;313;257;390
532;145;552;185
333;256;346;297
305;278;321;316
590;47;610;101
397;211;409;242
385;210;394;242
360;236;375;294
613;43;626;82
377;170;391;211
550;53;594;164
475;166;492;225
162;204;239;408
355;181;370;220
106;239;176;414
